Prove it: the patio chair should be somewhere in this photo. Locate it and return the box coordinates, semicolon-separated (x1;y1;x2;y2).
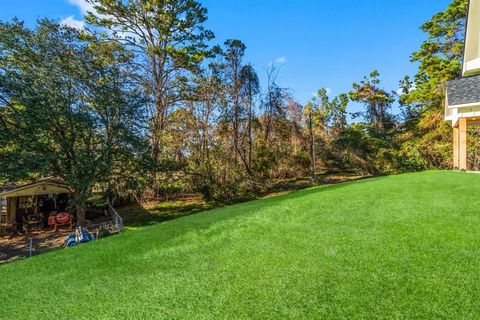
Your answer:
48;213;73;232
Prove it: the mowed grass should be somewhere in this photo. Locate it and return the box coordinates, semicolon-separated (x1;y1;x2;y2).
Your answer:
1;171;480;319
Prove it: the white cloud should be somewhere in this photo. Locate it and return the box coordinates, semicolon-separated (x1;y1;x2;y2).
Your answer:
64;0;106;31
60;16;85;29
62;0;94;31
67;0;96;16
275;56;287;64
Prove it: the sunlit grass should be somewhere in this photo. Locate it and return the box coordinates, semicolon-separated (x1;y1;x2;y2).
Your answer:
1;171;479;319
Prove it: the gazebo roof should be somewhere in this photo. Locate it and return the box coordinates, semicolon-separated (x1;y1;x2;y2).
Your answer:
0;177;72;198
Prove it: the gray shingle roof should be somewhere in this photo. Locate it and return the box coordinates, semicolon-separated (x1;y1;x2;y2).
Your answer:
447;74;480;106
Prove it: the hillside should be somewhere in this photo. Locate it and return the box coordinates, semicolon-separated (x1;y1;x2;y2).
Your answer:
1;171;479;319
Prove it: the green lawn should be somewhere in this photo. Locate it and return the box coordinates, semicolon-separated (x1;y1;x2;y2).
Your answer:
1;171;480;319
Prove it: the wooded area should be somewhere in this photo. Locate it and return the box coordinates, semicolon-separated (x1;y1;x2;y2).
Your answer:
0;0;470;225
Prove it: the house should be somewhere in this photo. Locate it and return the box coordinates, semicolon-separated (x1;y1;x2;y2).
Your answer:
0;177;72;236
445;0;480;170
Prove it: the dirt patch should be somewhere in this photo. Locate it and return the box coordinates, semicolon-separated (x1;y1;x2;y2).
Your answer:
0;230;70;263
0;216;117;264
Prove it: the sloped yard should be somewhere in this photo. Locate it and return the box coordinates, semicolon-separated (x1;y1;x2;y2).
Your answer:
0;171;479;319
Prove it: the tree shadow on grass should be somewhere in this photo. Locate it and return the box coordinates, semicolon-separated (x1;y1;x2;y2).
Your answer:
118;174;379;230
118;199;218;229
2;175;387;271
111;175;387;266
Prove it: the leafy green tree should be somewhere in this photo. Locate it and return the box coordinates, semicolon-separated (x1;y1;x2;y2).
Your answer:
398;75;419;128
403;0;467;110
86;0;214;187
349;70;395;136
399;0;468;169
328;94;348;136
306;88;349;173
0;20;145;225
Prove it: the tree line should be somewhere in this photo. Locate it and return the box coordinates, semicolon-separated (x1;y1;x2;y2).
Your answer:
0;0;468;225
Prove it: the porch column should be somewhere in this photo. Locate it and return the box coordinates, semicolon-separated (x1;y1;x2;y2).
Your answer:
459;117;468;171
453;124;459;169
7;197;16;223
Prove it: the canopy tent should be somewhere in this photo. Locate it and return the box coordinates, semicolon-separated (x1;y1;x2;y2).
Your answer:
0;178;72;198
0;178;73;235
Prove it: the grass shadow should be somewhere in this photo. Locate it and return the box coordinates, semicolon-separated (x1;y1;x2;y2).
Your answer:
118;198;218;229
118;174;378;230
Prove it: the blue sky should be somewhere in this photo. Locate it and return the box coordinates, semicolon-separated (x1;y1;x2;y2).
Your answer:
0;0;452;115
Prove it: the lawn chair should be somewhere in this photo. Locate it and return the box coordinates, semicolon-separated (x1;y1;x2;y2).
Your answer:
48;213;73;232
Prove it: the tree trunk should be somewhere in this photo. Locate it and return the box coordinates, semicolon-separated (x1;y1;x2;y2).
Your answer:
309;112;316;181
248;88;253;167
76;205;86;227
